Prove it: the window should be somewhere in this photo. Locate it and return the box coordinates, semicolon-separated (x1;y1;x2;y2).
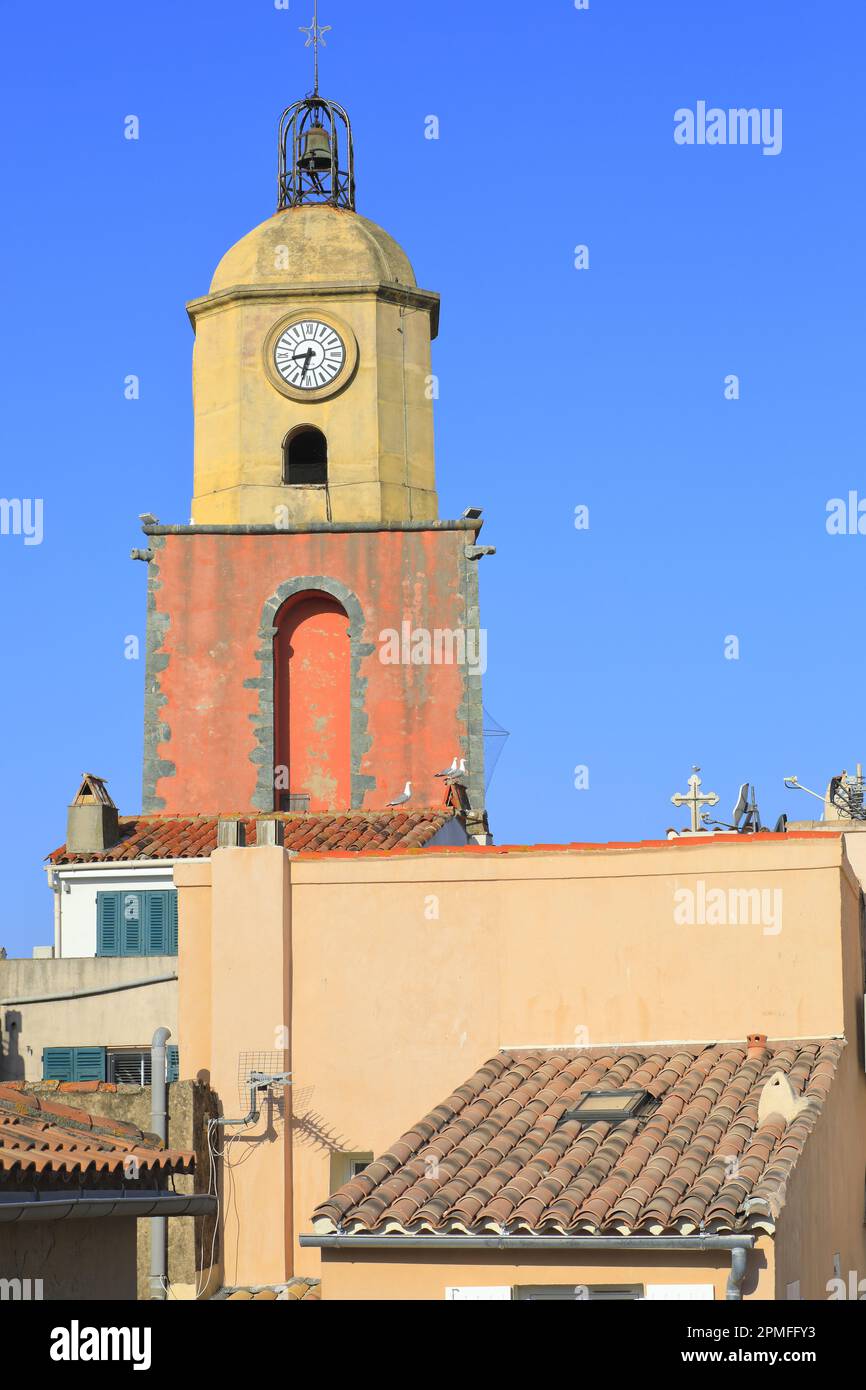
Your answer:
107;1047;179;1085
96;890;178;957
283;427;327;486
330;1151;374;1191
44;1046;178;1084
562;1089;652;1125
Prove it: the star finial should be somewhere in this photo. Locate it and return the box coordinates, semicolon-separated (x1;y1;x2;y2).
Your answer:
299;1;332;95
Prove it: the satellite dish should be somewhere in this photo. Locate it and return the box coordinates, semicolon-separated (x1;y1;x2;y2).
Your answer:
731;782;749;829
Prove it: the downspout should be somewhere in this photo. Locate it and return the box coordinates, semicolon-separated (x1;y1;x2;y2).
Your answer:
726;1244;749;1301
149;1026;171;1300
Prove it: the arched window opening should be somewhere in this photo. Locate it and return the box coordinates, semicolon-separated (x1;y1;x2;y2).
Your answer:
283;427;328;486
273;590;351;813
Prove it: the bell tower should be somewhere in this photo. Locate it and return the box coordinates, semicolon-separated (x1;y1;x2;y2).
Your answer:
141;11;489;829
186;25;439;528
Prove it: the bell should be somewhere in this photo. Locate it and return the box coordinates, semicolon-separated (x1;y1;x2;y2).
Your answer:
298;124;332;173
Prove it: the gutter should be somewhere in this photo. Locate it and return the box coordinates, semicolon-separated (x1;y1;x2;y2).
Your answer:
0;1193;216;1223
301;1233;757;1301
0;973;177;1007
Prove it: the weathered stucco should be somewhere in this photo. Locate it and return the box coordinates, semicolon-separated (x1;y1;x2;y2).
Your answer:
142;524;486;815
0;956;178;1083
0;1218;138;1302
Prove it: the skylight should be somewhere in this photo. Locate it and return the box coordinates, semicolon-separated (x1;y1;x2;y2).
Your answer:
563;1089;653;1125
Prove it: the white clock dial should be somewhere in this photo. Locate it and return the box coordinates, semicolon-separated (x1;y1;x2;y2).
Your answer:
273;319;346;390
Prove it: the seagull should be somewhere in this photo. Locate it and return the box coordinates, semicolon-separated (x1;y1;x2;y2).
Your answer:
435;758;459;779
387;782;411;807
444;759;467;780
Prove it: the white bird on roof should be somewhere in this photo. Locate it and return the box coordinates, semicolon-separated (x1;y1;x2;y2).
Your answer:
445;759;467;780
387;782;411;807
435;757;459;778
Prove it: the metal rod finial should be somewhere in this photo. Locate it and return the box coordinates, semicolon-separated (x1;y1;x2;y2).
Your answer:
299;1;331;96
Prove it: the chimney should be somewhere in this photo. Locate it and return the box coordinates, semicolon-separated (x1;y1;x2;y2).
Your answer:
746;1032;768;1060
66;775;120;854
217;818;246;848
257;818;285;847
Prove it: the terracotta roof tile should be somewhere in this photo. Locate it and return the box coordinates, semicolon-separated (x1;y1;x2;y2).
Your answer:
47;809;456;864
214;1278;320;1301
0;1085;194;1180
312;1040;843;1239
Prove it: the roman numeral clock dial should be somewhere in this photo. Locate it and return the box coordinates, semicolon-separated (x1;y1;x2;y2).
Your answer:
274;320;346;390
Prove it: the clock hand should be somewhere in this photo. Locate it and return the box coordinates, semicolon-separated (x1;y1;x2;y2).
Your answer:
293;349;314;379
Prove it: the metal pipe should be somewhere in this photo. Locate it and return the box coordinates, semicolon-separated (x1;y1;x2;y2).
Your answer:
0;973;177;1008
0;1193;216;1223
149;1027;171;1300
726;1244;750;1300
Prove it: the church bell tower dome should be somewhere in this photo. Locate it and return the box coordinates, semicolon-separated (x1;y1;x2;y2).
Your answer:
208;204;419;298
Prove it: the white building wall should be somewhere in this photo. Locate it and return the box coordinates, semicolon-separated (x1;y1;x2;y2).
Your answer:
47;863;183;958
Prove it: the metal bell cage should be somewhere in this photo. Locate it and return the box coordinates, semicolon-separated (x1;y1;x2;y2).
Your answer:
278;97;356;211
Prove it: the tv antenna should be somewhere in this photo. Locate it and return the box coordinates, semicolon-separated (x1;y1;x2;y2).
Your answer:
784;766;866;822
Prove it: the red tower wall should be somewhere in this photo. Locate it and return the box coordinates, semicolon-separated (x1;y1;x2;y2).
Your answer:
142;522;486;816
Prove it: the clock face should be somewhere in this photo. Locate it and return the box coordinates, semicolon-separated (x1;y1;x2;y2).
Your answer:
273;319;346;391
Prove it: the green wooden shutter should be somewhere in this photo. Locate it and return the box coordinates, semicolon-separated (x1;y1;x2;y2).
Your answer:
168;892;179;956
72;1047;106;1082
166;1045;179;1083
43;1047;74;1081
145;892;168;954
121;892;143;956
96;892;121;956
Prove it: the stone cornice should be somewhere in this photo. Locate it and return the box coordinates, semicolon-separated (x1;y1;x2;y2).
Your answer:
186;280;441;337
141;519;482;537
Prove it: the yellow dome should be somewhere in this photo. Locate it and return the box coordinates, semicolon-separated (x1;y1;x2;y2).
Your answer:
210;204;416;293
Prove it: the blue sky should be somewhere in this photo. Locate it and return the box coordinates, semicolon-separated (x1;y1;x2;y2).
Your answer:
1;0;863;954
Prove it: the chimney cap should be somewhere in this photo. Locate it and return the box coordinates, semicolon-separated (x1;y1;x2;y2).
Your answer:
71;774;116;809
747;1032;768;1057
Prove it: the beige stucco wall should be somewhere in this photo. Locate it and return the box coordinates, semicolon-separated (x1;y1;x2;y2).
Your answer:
176;834;866;1298
317;1243;776;1302
0;956;177;1082
177;850;291;1289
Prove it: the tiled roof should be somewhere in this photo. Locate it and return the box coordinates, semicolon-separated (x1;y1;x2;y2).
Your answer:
213;1278;320;1301
0;1084;195;1180
48;809;456;864
312;1041;842;1238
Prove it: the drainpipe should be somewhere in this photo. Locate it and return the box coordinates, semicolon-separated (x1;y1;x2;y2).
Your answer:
726;1244;749;1301
149;1026;171;1300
